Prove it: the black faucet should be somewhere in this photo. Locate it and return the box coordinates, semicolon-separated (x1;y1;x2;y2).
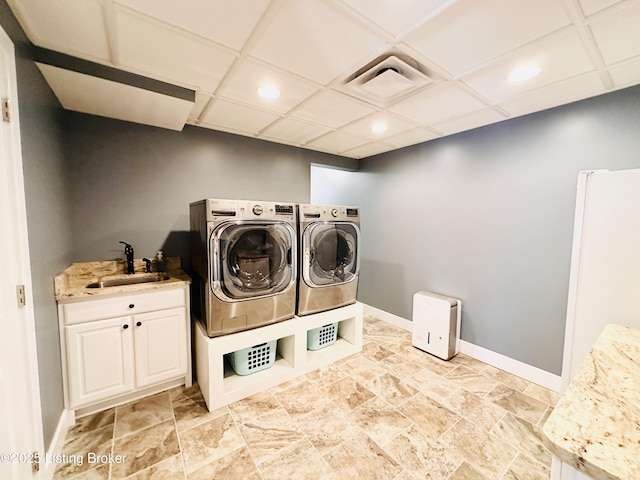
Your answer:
119;241;135;274
142;258;151;273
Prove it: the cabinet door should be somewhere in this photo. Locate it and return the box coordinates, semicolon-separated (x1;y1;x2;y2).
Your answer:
133;307;187;388
66;316;135;408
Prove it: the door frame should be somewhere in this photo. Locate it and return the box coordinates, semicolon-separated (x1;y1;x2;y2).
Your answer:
0;22;45;478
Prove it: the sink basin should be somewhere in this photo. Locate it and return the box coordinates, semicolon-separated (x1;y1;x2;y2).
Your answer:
86;273;171;288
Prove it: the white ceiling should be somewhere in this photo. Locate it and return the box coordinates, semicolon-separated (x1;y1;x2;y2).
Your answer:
7;0;640;159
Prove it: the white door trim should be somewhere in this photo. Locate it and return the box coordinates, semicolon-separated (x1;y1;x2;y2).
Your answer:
0;22;44;478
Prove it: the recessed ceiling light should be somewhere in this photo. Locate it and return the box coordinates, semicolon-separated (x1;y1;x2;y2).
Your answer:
507;65;540;83
257;85;280;99
371;122;388;134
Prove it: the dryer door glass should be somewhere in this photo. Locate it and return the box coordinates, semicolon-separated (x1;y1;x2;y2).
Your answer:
211;222;295;300
304;222;359;287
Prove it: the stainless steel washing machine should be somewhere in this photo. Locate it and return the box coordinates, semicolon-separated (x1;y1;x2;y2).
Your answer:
190;198;297;337
297;204;360;316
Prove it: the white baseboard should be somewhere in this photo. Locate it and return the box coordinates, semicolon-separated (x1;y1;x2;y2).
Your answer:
362;304;561;393
40;409;73;480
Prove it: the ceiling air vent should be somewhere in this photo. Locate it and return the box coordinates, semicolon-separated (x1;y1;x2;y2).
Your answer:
342;55;433;107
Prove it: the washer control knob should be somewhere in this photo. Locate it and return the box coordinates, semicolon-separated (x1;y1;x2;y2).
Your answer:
331;208;339;217
253;205;263;215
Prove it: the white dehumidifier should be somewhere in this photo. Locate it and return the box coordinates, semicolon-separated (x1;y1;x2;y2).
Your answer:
412;291;461;360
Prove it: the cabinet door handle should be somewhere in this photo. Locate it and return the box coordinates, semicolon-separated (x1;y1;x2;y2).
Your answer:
123;324;129;329
128;304;135;309
136;321;142;327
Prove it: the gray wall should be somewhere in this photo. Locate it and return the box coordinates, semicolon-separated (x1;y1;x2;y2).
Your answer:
312;84;640;376
1;0;71;448
62;112;355;266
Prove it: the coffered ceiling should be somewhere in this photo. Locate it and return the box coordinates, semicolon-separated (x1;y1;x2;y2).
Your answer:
7;0;640;159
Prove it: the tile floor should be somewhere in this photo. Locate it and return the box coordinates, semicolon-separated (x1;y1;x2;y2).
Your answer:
53;315;559;479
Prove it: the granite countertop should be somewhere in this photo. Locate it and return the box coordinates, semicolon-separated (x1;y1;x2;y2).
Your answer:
542;324;640;480
55;257;191;303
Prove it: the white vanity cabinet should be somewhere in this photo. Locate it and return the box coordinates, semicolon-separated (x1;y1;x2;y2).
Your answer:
58;286;191;417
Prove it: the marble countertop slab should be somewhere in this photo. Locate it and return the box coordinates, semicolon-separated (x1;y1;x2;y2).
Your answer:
542;324;640;480
55;257;191;303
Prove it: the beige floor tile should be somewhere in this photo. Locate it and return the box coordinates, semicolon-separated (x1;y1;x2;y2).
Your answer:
237;407;306;465
444;365;500;397
323;376;375;411
125;454;184;480
485;384;549;425
305;363;348;389
360;341;395;362
323;430;402;480
68;409;115;437
448;461;491;480
54;315;551;480
378;354;425;380
296;401;362;454
114;392;173;438
365;372;418;406
448;353;490;373
524;382;562;406
258;439;338;480
64;464;110;479
187;446;260;480
410;368;461;404
444;388;506;432
491;412;552;467
54;424;114;479
384;424;463;479
438;418;518;478
111;420;179;478
273;379;330;418
503;453;551;480
226;390;281;423
350;396;412;446
397;393;459;440
179;413;245;474
171;384;227;432
341;355;387;384
396;344;455;374
482;365;532;392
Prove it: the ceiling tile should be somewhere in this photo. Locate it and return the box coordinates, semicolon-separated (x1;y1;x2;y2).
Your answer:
403;0;571;75
114;0;271;51
388;83;486;125
578;0;620;16
381;127;441;148
306;130;370;154
341;112;416;139
462;27;594;102
291;90;375;128
200;99;280;135
589;1;640;65
115;8;237;91
7;0;111;61
343;142;396;159
498;71;604;117
188;91;212;122
431;108;507;135
340;0;451;36
36;63;193;131
260;118;332;145
608;56;640;88
249;0;384;84
217;58;320;114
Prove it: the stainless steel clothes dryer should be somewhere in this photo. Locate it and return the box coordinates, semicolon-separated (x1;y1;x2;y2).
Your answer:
297;204;360;316
190;199;297;337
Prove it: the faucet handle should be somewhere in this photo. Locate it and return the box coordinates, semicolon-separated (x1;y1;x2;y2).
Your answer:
142;258;151;273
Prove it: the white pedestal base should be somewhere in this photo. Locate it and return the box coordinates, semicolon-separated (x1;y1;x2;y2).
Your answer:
195;303;363;411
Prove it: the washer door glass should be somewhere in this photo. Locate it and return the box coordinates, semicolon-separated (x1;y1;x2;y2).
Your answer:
211;222;295;300
304;222;359;287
